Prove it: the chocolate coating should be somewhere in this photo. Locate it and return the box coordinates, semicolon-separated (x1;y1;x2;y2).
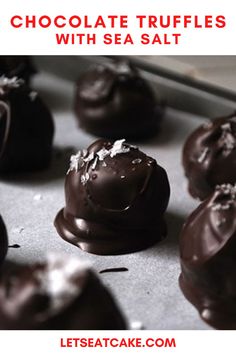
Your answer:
0;216;8;264
55;139;170;255
0;56;36;83
179;184;236;329
74;61;164;140
0;255;127;329
0;77;54;173
183;113;236;200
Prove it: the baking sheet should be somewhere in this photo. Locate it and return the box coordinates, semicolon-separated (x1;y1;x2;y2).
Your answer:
0;69;210;329
35;56;236;119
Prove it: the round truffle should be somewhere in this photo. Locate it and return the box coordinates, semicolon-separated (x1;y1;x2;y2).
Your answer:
55;139;170;255
0;77;54;173
0;215;8;264
183;113;236;200
0;56;36;83
74;61;164;140
179;184;236;329
0;254;127;329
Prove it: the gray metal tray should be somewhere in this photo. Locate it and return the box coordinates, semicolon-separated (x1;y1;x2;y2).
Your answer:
1;60;221;330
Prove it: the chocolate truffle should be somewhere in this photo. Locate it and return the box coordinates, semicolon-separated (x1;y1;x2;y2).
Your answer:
179;184;236;329
0;77;54;173
0;215;8;264
74;61;164;140
183;113;236;200
0;254;127;329
55;139;170;255
0;56;36;83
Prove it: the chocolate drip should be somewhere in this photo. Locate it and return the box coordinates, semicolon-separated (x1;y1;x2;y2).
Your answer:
99;267;128;274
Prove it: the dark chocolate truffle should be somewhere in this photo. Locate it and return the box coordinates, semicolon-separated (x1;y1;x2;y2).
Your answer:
0;77;54;173
183;113;236;200
179;184;236;329
55;139;170;255
74;61;164;140
0;56;36;83
0;215;8;264
0;254;126;329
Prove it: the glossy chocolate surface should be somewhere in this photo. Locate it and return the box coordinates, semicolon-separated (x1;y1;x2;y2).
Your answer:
75;61;164;140
179;184;236;329
0;255;126;329
183;113;236;200
0;56;36;83
0;77;54;173
55;139;170;255
0;216;8;264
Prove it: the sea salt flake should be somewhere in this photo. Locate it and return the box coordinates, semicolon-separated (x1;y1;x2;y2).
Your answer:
91;156;98;170
203;120;213;129
29;91;38;101
67;139;133;176
216;218;226;227
132;158;142;165
67;151;85;174
36;254;90;313
110;139;130;157
219;122;236;155
81;172;90;185
83;151;94;163
211;184;236;211
130;321;144;330
197;148;209;163
0;76;24;90
97;147;110;161
33;194;42;201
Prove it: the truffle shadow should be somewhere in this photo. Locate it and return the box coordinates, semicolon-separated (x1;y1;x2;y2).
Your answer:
146;211;185;257
0;146;75;186
131;111;183;147
164;211;185;249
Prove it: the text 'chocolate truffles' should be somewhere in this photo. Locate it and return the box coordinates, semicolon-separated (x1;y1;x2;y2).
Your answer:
0;215;8;264
55;139;170;255
74;61;164;140
0;77;54;173
183;114;236;200
0;254;126;329
179;184;236;329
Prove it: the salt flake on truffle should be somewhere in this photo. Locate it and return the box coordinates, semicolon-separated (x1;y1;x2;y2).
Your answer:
219;122;236;155
97;147;110;161
68;151;85;174
110;139;130;158
29;91;38;101
197;148;209;163
36;253;90;313
132;158;142;165
0;76;24;95
210;184;236;211
81;173;90;185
